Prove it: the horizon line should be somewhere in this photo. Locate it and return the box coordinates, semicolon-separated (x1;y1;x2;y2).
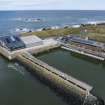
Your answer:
0;9;105;11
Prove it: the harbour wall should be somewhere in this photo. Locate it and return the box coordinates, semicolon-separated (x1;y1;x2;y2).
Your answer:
16;52;101;105
61;46;105;61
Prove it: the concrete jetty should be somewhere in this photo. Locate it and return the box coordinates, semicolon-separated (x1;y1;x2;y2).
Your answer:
18;52;93;92
61;46;105;61
16;51;102;105
16;52;98;103
59;36;105;61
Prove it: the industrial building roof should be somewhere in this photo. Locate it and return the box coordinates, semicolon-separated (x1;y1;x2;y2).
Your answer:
0;35;26;51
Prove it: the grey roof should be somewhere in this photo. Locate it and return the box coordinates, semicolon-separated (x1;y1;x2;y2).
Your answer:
0;35;26;51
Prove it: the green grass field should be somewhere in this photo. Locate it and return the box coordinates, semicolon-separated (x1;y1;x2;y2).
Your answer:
21;24;105;43
21;28;81;38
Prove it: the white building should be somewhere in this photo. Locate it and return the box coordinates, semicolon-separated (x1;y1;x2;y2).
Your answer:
21;35;43;48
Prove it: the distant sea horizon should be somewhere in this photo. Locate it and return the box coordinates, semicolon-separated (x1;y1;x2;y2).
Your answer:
0;10;105;35
0;9;105;11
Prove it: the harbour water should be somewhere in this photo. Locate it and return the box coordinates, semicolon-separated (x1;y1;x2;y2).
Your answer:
0;55;67;105
0;10;105;105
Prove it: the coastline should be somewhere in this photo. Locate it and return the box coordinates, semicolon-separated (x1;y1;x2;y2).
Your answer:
21;23;105;43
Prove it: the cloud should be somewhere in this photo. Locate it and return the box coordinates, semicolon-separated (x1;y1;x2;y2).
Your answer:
0;0;65;10
0;0;68;10
0;0;105;10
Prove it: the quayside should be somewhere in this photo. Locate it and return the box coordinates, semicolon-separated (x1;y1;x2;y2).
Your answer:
16;52;104;105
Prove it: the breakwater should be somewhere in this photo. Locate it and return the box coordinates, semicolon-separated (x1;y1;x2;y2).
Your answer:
16;51;103;105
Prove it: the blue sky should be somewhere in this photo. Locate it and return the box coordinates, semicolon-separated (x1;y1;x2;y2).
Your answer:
0;0;105;10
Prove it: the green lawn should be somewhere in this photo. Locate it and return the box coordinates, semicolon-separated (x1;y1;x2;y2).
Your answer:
21;24;105;43
21;28;81;38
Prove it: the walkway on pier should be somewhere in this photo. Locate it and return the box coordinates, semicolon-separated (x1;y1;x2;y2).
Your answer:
16;52;93;97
